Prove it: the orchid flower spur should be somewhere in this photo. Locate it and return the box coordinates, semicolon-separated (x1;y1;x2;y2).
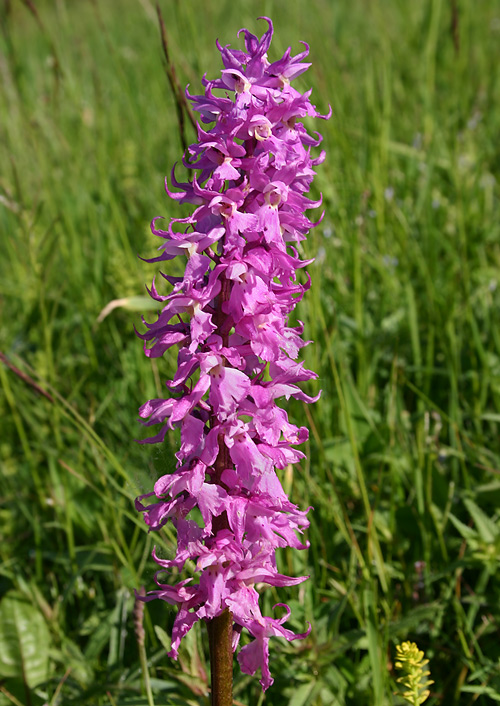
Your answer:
136;17;329;695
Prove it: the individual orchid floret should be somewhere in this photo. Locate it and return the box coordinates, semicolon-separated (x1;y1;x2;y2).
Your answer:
136;16;328;693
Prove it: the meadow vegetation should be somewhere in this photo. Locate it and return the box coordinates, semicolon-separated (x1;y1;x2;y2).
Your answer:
1;0;500;704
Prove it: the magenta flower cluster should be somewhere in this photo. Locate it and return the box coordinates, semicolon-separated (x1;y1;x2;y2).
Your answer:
136;18;328;691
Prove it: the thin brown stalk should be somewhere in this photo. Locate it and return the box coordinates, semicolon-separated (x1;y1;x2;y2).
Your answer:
156;3;197;155
450;0;460;55
0;351;55;403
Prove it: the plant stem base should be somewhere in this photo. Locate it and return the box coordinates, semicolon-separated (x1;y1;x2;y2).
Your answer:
207;608;233;706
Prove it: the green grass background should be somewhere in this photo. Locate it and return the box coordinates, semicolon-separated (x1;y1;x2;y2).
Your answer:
1;0;500;704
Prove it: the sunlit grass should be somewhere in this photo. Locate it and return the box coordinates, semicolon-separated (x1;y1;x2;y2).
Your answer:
1;0;500;704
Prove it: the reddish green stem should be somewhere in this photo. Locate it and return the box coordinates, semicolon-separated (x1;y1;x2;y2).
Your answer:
205;274;233;705
207;607;233;706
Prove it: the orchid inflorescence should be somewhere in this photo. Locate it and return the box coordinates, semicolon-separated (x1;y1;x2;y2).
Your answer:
136;18;328;690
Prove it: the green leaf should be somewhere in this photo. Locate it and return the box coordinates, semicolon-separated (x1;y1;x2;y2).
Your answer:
0;591;52;687
58;638;94;685
96;295;162;323
464;498;499;544
289;679;316;706
363;588;384;705
461;685;500;701
154;624;171;653
449;513;479;541
388;604;441;636
480;413;500;423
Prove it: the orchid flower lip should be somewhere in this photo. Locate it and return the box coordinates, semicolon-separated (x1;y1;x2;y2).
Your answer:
136;17;327;691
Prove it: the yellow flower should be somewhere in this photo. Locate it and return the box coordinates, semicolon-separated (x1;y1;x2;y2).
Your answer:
394;641;434;705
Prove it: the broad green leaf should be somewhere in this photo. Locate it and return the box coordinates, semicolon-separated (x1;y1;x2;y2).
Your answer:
0;591;52;687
